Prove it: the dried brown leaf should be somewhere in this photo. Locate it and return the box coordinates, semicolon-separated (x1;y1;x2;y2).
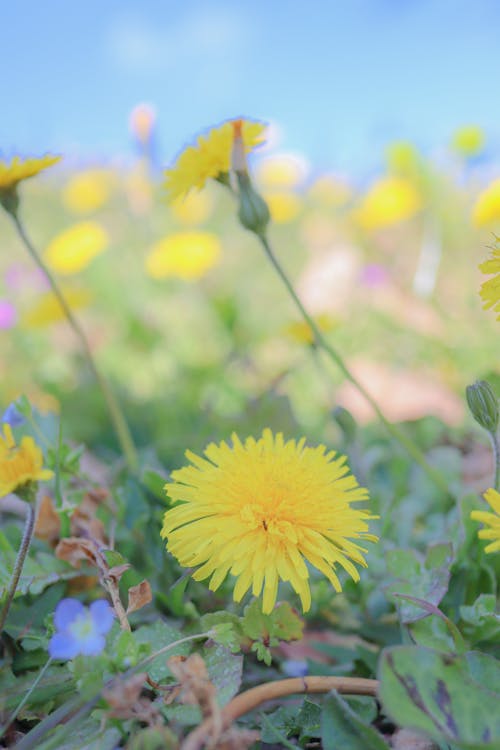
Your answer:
126;580;153;614
34;495;60;544
55;537;99;568
107;563;131;583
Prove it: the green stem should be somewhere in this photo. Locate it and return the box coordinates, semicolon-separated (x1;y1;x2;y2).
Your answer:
0;657;53;740
257;232;450;496
489;431;500;491
10;212;138;473
0;501;35;633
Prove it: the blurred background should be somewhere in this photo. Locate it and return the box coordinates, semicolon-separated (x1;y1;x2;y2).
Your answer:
1;0;499;463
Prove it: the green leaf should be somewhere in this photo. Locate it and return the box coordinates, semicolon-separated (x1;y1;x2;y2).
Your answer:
202;642;242;705
141;468;169;502
385;544;453;623
133;621;189;681
321;691;390;750
379;645;500;749
460;595;500;645
200;611;244;653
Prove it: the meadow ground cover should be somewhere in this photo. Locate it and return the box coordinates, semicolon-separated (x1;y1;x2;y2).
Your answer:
0;116;499;749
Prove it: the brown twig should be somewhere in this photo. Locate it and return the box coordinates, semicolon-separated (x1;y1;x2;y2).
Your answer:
181;675;379;750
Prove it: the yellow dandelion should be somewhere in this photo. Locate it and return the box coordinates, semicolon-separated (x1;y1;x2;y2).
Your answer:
161;429;377;614
164;119;266;202
285;313;337;344
145;231;221;281
0;423;53;498
470;488;500;554
170;190;214;226
256;155;306;189
356;176;421;230
0;154;61;192
265;191;302;224
21;287;92;328
478;245;500;319
62;169;116;214
472;180;500;227
45;222;109;275
452;125;485;158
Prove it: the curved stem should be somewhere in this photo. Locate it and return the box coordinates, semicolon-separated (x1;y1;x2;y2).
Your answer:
258;233;450;497
0;657;53;740
0;501;35;633
9;213;138;473
182;675;379;750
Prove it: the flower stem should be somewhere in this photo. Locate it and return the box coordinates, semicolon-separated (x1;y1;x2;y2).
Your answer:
0;657;53;740
0;501;35;633
489;431;500;491
182;675;379;750
257;232;450;497
9;212;138;473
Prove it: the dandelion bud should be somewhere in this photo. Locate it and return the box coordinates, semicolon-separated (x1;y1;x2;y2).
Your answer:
0;186;20;217
232;120;270;237
466;380;499;434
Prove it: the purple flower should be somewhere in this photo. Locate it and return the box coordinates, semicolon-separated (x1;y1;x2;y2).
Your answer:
0;300;16;329
2;403;24;427
49;599;114;660
359;264;389;288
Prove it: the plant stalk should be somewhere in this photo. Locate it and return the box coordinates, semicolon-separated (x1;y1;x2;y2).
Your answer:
258;232;450;496
9;212;138;473
0;501;36;633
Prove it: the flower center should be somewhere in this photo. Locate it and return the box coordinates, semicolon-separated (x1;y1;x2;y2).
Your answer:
69;611;95;640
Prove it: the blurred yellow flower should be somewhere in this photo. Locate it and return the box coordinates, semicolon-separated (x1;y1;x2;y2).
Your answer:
265;191;302;224
472;180;500;226
285;313;337;344
478;244;500;319
452;125;485;158
307;176;352;207
146;231;221;281
385;142;421;177
45;222;109;275
256;155;306;189
170;189;214;226
470;488;500;553
0;423;53;498
164;119;266;201
22;287;92;327
356;177;421;230
0;154;61;192
62;169;116;214
161;429;377;613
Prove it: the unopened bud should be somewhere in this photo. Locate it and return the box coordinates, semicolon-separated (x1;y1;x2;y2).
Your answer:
231;120;270;237
333;405;357;443
0;186;20;217
466;380;499;434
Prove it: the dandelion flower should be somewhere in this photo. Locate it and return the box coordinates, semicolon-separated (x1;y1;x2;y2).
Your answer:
256;155;307;190
161;429;377;614
355;177;421;230
145;231;221;281
452;125;485;158
0;423;53;498
45;222;109;275
478;245;500;319
265;191;302;224
473;180;500;226
164;119;266;202
62;170;115;214
49;599;114;659
470;488;500;554
0;155;61;192
22;287;91;327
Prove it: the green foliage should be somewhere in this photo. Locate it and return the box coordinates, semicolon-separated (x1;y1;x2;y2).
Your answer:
379;646;500;749
321;691;390;750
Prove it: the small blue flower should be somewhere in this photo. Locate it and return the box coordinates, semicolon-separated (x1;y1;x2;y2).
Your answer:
281;659;309;677
49;598;114;660
2;403;24;427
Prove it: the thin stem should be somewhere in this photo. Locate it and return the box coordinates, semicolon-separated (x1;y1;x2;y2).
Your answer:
182;675;379;750
0;501;36;633
0;657;53;740
257;233;450;497
9;212;138;473
489;431;500;491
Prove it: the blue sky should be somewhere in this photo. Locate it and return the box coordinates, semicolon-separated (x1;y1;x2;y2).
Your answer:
3;0;500;174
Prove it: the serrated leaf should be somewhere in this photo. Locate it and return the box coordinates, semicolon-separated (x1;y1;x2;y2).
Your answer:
321;691;390;750
201;611;244;652
379;645;500;749
133;621;189;681
460;595;500;645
